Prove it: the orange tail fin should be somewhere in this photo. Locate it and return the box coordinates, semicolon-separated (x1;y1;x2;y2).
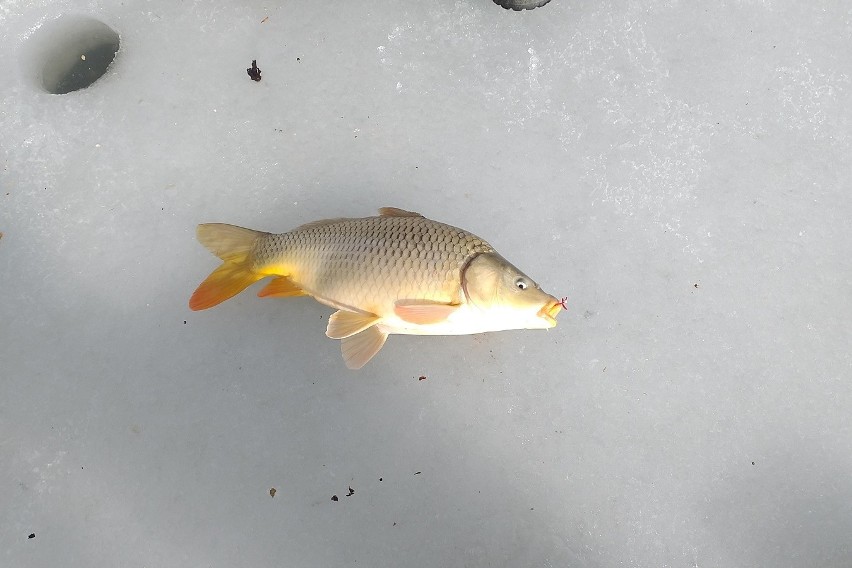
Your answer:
189;223;267;311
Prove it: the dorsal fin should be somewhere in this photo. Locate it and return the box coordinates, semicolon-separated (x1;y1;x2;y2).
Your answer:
379;207;423;218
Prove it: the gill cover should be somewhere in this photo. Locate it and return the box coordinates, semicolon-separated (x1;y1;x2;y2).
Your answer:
461;253;538;306
462;253;560;329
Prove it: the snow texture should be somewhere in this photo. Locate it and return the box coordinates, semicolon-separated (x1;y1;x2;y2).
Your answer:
1;1;851;567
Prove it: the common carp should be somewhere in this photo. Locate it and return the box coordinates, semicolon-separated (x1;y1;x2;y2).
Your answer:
189;207;564;369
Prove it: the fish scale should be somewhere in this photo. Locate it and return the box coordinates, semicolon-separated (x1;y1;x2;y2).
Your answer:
253;215;494;311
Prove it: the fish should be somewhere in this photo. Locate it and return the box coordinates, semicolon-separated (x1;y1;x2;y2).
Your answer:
189;207;564;369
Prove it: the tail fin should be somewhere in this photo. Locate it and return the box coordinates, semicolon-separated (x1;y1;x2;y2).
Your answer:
189;224;267;311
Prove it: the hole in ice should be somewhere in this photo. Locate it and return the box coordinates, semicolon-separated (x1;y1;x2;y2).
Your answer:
29;15;120;94
492;0;552;9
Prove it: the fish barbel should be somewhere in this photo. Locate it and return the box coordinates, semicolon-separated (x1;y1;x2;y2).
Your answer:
189;207;564;369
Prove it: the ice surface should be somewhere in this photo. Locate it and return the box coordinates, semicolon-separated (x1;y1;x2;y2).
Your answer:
1;1;851;567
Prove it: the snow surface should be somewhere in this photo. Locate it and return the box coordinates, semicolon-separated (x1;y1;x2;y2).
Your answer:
2;1;851;566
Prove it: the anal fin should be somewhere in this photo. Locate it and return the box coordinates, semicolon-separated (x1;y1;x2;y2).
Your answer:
327;310;382;339
257;276;307;298
341;326;388;369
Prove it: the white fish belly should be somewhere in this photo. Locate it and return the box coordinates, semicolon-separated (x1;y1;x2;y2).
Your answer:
376;306;513;336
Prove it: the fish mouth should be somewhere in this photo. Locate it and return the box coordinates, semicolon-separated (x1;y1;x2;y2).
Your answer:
538;297;565;326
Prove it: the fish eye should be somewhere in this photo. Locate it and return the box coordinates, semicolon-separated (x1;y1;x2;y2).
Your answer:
515;278;528;290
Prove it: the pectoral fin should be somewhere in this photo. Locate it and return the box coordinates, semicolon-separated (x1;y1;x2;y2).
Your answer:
257;276;307;298
393;301;460;325
326;310;382;339
341;326;388;369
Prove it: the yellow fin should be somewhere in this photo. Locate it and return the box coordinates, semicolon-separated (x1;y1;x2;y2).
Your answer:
196;223;265;261
341;326;388;369
379;207;423;218
258;276;307;298
393;301;460;325
190;224;265;310
326;310;382;339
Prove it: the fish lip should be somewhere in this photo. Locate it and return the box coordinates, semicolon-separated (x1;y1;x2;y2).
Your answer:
538;299;563;326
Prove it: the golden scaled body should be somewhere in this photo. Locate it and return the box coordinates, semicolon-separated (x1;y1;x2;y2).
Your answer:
190;207;563;369
253;209;495;315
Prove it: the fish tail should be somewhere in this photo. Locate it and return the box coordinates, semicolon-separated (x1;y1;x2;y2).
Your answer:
189;223;267;310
